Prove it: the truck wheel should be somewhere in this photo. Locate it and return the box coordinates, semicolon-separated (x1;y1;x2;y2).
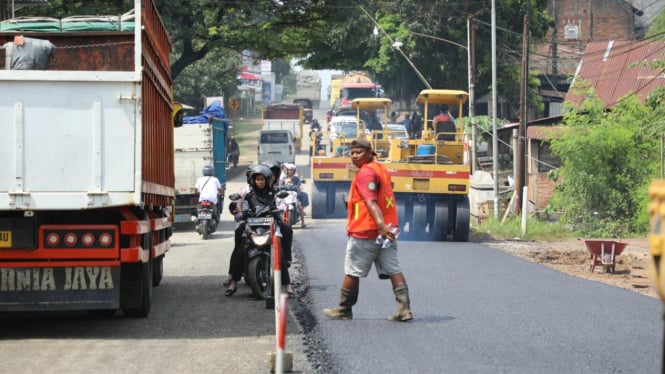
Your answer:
152;255;164;286
311;182;327;219
452;197;470;242
433;202;449;241
122;262;152;318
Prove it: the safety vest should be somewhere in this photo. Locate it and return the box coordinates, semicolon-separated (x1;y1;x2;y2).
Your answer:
347;162;398;233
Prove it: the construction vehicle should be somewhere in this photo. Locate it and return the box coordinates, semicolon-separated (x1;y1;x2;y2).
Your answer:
262;103;304;153
174;102;229;225
382;89;471;241
0;0;174;316
311;91;471;242
310;98;390;219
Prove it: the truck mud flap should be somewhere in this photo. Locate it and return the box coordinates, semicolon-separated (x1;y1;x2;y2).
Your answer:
0;266;120;312
311;181;349;219
395;194;470;242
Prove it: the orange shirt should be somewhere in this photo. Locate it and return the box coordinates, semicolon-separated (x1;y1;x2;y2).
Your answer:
347;161;398;239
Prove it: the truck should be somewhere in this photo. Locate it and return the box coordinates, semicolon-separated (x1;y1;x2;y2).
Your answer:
311;91;471;242
337;71;376;108
329;75;343;108
262;104;304;153
0;0;174;316
295;70;321;108
311;98;388;219
174;103;229;225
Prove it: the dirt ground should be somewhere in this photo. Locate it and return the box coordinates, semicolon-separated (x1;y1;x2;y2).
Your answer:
474;234;658;299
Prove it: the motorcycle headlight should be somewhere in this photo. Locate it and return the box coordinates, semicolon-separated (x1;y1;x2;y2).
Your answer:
251;232;271;248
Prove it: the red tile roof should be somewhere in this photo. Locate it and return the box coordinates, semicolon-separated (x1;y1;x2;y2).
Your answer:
565;40;665;108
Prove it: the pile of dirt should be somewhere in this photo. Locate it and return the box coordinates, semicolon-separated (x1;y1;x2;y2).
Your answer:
474;236;658;299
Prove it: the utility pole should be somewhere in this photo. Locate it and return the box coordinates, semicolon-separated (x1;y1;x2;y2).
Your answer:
468;15;477;173
491;0;499;218
516;2;530;216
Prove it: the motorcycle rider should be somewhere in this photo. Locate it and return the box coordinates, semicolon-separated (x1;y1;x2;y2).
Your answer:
194;164;223;224
279;163;306;228
225;164;293;297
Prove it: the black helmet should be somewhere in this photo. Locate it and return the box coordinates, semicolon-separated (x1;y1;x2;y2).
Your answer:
249;164;272;188
261;160;281;181
202;164;214;176
245;164;257;184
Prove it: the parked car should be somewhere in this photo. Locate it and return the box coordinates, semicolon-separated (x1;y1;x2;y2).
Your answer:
257;129;296;164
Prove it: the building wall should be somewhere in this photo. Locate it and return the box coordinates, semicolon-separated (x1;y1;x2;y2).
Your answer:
527;139;560;211
535;0;637;76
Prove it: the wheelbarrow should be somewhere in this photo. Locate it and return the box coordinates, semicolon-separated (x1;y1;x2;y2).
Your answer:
579;239;627;273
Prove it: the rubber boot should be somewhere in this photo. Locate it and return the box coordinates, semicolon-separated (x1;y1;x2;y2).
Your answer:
388;284;413;322
322;288;357;320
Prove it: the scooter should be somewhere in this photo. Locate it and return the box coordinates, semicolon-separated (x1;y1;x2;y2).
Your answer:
276;187;301;228
195;200;218;240
237;203;284;308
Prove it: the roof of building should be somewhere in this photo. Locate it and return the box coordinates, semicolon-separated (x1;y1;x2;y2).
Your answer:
565;40;665;108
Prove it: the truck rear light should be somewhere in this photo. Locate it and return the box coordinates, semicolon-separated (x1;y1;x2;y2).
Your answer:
43;227;117;249
448;184;467;192
81;232;95;247
64;232;78;247
99;233;113;247
46;232;61;246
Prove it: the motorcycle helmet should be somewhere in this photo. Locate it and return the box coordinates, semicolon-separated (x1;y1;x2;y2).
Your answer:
202;164;214;176
245;164;257;184
285;163;296;172
249;164;272;189
261;160;281;182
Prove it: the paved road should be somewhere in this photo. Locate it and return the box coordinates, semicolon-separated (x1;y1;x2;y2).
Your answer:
295;222;663;373
0;187;313;374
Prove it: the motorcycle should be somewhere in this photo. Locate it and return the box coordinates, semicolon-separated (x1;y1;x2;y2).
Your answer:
275;186;302;228
195;200;218;240
309;130;325;156
234;201;285;307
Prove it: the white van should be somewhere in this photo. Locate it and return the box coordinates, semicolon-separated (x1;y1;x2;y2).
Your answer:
257;129;296;164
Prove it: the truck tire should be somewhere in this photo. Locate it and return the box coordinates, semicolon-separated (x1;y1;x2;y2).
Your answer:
122;261;152;318
152;255;164;286
453;197;470;242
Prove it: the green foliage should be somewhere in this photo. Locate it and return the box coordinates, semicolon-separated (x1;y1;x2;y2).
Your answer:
476;215;574;241
172;48;240;109
12;0;554;121
547;85;659;237
646;9;665;39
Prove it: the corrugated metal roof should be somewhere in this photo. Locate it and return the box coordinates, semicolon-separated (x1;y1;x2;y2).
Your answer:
565;40;665;108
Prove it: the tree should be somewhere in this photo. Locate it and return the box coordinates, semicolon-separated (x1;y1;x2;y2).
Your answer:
547;83;658;236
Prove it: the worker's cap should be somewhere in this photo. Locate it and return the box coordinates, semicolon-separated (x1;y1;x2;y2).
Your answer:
350;139;377;155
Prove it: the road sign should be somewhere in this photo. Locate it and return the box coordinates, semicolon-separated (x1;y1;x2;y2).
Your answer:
229;98;240;111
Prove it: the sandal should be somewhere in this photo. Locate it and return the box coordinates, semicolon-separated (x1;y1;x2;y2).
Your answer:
224;287;237;297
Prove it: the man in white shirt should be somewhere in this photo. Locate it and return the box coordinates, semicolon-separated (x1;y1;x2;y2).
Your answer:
195;164;223;220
